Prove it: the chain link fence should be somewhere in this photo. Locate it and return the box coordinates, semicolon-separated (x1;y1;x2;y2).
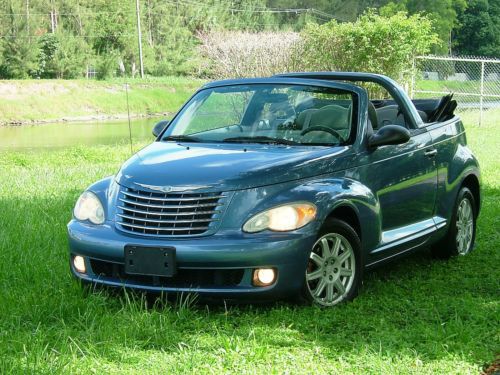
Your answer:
411;55;500;126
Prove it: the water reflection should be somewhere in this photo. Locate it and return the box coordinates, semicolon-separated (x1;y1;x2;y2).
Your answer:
0;117;163;150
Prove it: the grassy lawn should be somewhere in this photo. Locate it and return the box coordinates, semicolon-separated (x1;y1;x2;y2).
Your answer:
0;123;498;373
0;77;203;124
416;79;500;95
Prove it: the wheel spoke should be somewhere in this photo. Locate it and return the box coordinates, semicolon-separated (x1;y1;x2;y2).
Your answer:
334;279;346;295
310;253;324;266
332;237;341;256
337;250;351;264
339;268;353;277
320;238;331;257
314;279;326;297
326;283;334;302
306;269;323;281
464;202;471;219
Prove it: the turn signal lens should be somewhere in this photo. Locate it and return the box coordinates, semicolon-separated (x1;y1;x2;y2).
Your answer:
73;255;86;273
243;203;316;233
253;268;277;287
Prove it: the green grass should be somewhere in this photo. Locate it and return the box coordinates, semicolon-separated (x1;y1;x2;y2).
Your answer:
0;77;203;124
0;124;498;374
416;79;500;94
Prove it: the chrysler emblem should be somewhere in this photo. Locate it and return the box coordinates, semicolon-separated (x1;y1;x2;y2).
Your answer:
136;183;209;193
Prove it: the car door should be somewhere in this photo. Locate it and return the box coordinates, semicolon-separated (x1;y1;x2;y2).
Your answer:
357;126;438;260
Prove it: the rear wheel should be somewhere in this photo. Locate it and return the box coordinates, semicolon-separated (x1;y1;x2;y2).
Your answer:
432;187;477;258
301;218;362;307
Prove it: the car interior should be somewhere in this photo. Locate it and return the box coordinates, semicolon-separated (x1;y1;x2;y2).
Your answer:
178;82;457;146
366;94;457;130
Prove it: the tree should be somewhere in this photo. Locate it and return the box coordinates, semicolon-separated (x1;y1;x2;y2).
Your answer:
380;0;467;54
453;0;500;57
0;2;38;78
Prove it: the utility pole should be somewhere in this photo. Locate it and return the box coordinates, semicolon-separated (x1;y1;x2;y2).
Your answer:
135;0;145;78
26;0;30;38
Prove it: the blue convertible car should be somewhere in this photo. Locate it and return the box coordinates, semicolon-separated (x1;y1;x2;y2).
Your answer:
68;72;481;306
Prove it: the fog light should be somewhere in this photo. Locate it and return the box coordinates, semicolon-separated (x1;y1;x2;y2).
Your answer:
73;255;86;273
253;268;277;287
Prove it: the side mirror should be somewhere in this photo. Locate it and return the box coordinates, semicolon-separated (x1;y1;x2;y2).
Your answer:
152;120;170;138
368;125;410;148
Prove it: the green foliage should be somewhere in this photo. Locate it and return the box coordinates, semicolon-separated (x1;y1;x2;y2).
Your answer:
53;34;91;78
454;0;500;57
0;35;38;78
0;0;497;79
35;34;59;78
95;53;119;80
380;0;467;54
301;11;439;89
0;4;37;78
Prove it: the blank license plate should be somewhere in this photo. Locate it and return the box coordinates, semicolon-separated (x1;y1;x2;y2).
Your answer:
124;245;176;277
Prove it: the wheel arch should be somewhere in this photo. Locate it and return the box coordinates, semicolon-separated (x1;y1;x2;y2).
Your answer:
461;173;481;216
325;203;362;241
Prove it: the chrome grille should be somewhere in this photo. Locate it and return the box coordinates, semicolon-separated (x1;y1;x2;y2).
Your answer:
116;187;227;236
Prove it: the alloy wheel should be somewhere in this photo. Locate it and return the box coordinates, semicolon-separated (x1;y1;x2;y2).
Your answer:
306;233;356;306
456;197;474;255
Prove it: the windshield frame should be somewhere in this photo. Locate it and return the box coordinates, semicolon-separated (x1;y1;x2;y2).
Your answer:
158;79;362;148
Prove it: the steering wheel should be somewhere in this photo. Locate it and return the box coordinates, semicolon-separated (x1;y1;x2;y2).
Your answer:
300;126;343;142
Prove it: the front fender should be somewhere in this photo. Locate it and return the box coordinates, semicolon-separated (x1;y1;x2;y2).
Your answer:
223;177;380;255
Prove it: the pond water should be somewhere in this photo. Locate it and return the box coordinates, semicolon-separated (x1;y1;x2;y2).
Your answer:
0;117;164;150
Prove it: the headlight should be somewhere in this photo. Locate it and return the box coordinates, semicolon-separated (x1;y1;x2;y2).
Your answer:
243;202;317;233
74;191;105;224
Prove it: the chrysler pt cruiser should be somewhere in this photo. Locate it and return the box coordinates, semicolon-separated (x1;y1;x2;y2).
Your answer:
68;72;481;307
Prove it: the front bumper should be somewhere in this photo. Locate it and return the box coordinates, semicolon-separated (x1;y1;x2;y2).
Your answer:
68;220;317;300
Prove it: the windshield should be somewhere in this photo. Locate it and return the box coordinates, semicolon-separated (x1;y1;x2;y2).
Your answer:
162;84;356;146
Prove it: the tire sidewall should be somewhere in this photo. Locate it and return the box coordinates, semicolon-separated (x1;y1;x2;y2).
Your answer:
301;218;363;306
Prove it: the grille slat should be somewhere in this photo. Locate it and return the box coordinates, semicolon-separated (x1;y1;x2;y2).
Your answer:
116;206;220;216
123;191;227;202
119;197;221;209
117;213;218;224
116;187;226;237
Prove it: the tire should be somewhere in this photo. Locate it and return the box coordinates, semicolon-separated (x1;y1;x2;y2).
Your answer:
432;186;477;259
300;218;363;307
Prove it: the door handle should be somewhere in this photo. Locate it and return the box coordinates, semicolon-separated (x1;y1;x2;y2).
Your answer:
424;149;438;157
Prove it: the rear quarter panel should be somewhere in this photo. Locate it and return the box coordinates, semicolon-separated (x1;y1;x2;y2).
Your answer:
426;117;480;224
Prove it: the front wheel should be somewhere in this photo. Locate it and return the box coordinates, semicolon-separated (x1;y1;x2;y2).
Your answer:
432;186;477;258
300;218;362;307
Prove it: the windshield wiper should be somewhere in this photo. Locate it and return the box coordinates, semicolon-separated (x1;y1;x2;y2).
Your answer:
163;135;202;143
222;136;299;145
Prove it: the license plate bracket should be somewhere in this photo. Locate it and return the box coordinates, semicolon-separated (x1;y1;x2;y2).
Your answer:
124;245;176;277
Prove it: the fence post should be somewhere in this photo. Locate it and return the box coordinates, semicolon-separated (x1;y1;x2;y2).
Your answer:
479;60;485;126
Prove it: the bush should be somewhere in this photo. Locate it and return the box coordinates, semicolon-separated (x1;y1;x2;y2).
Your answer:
301;11;439;89
96;53;119;80
198;11;438;89
197;30;304;79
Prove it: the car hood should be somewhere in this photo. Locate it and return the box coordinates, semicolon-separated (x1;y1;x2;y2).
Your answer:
117;141;351;192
